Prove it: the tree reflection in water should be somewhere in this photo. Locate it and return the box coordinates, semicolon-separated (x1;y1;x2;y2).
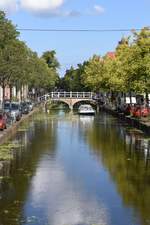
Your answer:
0;113;57;225
84;113;150;225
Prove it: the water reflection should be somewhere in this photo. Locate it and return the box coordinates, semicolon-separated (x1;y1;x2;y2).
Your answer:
79;116;94;125
84;114;150;225
25;161;109;225
0;111;149;225
0;113;57;225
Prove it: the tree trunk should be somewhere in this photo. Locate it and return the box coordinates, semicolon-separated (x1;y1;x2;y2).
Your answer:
10;85;12;101
2;83;5;102
129;91;132;105
20;86;23;101
145;92;149;107
124;93;126;104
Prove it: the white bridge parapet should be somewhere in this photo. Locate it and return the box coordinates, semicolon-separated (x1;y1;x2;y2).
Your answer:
39;92;94;101
39;92;97;110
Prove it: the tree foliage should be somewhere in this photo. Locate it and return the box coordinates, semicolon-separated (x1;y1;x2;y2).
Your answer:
0;11;60;100
63;27;150;96
42;50;60;70
61;61;89;91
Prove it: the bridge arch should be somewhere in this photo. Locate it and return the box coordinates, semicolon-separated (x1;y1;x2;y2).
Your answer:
45;99;97;110
72;99;97;110
45;99;70;110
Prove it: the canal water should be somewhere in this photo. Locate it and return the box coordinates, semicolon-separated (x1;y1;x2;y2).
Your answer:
0;111;150;225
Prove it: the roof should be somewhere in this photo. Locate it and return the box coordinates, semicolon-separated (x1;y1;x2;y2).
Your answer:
107;52;116;59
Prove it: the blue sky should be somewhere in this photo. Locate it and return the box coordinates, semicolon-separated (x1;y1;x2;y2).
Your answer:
0;0;150;76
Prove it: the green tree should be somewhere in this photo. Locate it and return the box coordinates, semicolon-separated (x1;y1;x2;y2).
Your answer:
0;11;60;100
62;61;89;91
42;50;60;90
83;55;106;91
42;50;60;70
131;28;150;98
113;28;150;102
28;52;58;96
0;11;19;48
0;11;19;99
3;40;30;99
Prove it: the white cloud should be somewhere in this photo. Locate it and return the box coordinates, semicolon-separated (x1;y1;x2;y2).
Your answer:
94;4;105;14
19;0;81;18
0;0;105;18
20;0;64;15
86;4;105;16
0;0;18;13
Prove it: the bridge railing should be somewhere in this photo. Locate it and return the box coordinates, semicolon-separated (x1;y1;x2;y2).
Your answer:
51;92;93;99
38;92;94;101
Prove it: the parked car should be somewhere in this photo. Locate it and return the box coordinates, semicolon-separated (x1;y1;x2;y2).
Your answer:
0;111;7;130
132;106;150;117
3;101;11;114
20;102;30;114
10;102;22;122
26;101;34;111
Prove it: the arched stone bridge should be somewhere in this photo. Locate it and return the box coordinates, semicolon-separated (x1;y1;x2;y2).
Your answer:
39;92;98;110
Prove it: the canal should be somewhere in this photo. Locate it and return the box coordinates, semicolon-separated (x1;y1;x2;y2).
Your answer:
0;111;150;225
